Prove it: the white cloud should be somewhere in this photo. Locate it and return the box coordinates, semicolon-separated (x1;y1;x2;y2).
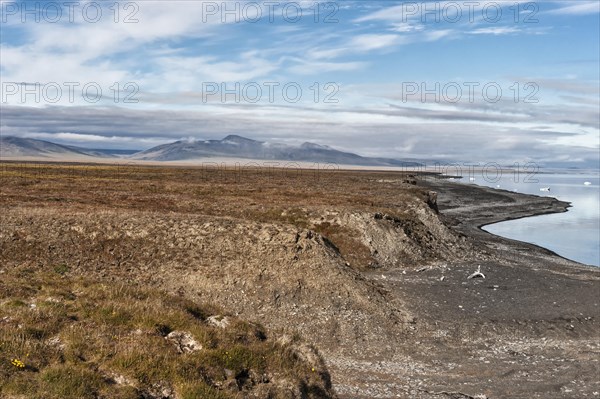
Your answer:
469;27;521;35
547;1;600;16
1;1;597;166
150;54;279;88
306;34;407;60
287;59;367;75
0;1;234;96
353;4;414;23
350;34;403;51
389;23;425;33
424;29;454;41
354;1;535;23
3;76;598;163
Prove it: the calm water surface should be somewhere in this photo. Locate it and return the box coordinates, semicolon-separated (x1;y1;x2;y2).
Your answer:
458;172;599;267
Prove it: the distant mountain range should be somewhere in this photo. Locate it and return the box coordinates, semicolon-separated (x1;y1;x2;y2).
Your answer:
131;135;421;166
0;136;137;159
1;135;422;167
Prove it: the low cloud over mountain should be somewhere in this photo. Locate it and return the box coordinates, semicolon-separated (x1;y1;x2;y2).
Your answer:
131;135;421;166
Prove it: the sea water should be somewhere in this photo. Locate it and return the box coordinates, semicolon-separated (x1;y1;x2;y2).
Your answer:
463;171;599;267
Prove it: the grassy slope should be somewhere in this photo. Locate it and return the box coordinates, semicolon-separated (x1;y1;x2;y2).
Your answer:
0;267;333;399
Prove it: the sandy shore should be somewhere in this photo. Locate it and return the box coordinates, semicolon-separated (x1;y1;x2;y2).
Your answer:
328;175;599;398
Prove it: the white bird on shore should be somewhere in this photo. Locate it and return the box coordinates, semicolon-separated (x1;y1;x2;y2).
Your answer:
468;265;485;279
584;181;592;186
540;187;550;192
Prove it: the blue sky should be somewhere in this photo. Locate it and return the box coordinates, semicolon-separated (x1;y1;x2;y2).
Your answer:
0;0;599;167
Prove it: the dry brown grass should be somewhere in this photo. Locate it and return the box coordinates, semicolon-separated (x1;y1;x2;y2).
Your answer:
0;162;424;270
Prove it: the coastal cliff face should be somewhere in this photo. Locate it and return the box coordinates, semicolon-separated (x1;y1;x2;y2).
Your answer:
1;163;598;398
1;209;409;354
0;167;467;358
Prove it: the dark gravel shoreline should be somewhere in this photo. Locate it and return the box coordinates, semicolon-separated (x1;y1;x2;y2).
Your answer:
425;175;598;272
331;174;600;399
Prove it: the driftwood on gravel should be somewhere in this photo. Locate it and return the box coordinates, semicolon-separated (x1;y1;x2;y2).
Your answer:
467;265;485;279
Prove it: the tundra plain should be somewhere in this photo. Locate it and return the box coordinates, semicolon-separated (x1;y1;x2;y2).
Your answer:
0;162;598;399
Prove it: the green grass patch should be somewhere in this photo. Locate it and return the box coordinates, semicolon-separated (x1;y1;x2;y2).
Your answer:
0;269;333;398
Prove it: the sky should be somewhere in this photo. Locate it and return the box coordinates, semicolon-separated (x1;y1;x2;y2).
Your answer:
0;0;599;167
